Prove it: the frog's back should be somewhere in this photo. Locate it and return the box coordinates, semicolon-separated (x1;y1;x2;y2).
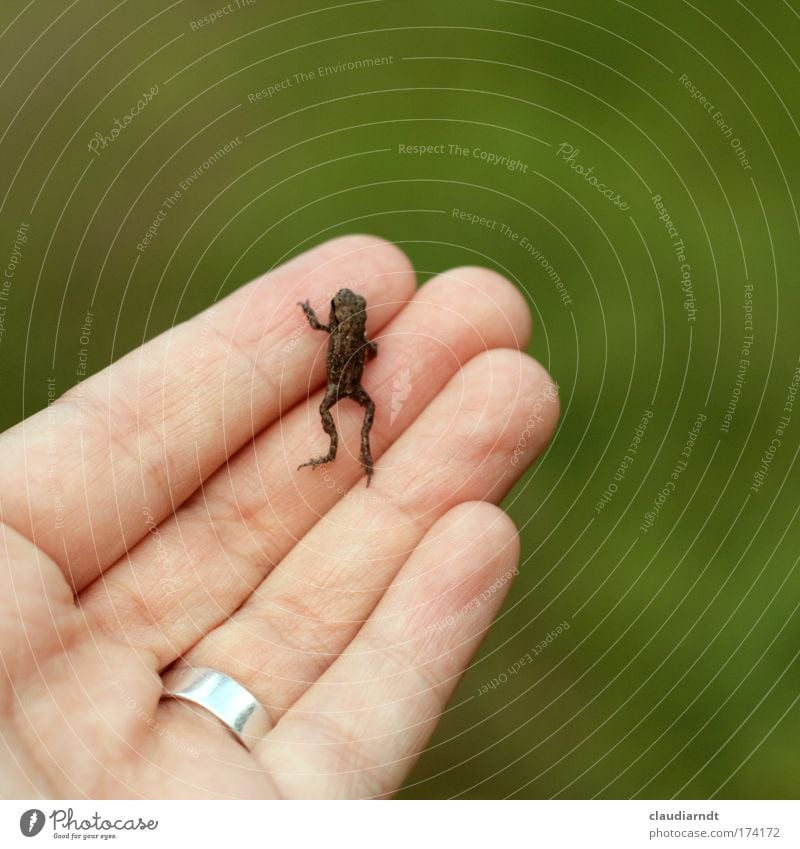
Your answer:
327;313;367;392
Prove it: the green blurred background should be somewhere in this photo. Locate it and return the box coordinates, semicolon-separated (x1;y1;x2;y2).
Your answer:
1;0;799;798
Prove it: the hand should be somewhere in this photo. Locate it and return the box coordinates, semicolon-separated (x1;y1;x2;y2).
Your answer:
0;236;558;798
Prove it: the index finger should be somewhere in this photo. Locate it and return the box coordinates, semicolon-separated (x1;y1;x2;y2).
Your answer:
0;235;416;591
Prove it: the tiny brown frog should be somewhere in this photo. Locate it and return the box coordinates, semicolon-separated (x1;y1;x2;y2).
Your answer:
297;288;378;485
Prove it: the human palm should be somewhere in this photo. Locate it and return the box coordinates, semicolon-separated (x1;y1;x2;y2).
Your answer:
0;236;558;798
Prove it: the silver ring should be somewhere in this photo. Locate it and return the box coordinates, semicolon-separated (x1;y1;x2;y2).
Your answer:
161;666;270;751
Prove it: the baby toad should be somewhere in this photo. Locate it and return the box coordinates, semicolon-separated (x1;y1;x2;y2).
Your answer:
297;288;378;485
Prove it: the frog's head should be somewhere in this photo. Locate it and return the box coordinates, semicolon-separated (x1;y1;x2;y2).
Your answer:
331;288;367;323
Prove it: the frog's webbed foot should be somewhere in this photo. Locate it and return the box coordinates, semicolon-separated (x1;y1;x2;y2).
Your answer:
298;392;338;474
298;300;330;333
297;452;336;471
350;386;376;486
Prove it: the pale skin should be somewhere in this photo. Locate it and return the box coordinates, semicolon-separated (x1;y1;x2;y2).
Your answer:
0;235;558;799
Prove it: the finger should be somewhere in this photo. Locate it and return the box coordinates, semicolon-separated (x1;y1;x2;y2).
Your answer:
178;349;558;721
0;522;77;673
82;268;533;664
0;235;415;590
259;501;520;798
0;522;164;798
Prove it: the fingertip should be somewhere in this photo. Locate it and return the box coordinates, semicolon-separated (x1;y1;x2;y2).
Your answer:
438;500;520;555
323;233;417;299
423;266;532;350
468;347;561;452
416;500;521;595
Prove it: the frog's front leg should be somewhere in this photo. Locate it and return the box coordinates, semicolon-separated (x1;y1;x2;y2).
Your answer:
298;386;339;471
365;337;378;360
298;300;330;333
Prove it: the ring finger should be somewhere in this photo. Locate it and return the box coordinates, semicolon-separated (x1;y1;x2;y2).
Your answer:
175;347;558;725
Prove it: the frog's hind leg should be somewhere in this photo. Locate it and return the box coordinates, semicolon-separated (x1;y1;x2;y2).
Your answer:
351;386;376;485
298;388;339;471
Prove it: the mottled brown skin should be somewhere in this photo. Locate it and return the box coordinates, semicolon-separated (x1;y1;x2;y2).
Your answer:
297;288;378;485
